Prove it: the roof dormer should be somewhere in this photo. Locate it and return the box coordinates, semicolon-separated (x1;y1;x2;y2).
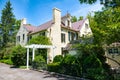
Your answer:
61;13;72;28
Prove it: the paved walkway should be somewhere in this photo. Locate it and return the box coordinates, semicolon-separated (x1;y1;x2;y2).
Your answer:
0;63;66;80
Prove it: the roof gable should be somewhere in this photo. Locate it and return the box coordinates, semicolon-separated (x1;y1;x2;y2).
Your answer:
72;19;86;31
22;18;87;34
31;20;53;34
23;24;36;32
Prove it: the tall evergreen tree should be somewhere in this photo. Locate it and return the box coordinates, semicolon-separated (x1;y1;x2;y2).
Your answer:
0;0;15;47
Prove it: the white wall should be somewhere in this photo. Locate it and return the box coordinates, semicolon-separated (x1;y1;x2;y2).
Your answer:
16;25;28;46
79;19;92;37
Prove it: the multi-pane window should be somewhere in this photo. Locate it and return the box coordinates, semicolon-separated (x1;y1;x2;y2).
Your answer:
108;48;119;54
23;34;25;41
114;48;118;53
39;32;45;36
71;32;75;41
27;35;32;42
108;49;112;54
17;36;20;42
68;31;71;41
61;33;65;43
67;20;70;27
85;23;88;29
68;32;77;41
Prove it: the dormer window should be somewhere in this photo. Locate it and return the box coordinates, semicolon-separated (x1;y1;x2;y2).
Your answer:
85;23;88;29
67;20;70;27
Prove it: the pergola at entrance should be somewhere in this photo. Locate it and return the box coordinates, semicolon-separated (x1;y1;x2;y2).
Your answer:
25;44;55;69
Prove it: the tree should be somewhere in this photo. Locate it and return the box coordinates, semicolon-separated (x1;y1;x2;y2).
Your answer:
71;16;77;23
71;16;84;23
11;45;26;66
11;19;21;44
93;7;120;44
0;0;15;47
29;36;51;61
78;16;83;21
74;43;112;79
79;0;120;7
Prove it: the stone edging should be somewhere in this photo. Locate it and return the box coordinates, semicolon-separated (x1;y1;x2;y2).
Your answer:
38;70;89;80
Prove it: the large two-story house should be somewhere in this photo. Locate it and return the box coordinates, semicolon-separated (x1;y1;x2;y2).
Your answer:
16;8;92;62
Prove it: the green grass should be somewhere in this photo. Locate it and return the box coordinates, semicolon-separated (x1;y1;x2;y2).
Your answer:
19;66;27;69
0;59;13;65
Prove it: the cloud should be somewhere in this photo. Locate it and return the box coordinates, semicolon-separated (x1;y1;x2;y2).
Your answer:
71;2;103;17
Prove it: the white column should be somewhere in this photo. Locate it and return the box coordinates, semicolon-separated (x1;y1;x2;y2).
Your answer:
32;48;35;61
52;47;54;61
27;48;29;69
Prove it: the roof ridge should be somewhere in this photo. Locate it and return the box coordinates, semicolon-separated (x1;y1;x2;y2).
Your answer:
37;20;53;27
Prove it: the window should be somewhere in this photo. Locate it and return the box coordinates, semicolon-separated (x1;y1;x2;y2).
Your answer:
68;31;71;41
27;35;32;42
67;20;70;27
76;33;78;40
61;33;65;43
39;32;45;36
85;23;88;29
17;36;20;42
114;48;118;53
30;35;32;39
71;32;75;41
68;32;77;41
23;34;25;41
108;48;119;54
108;49;112;54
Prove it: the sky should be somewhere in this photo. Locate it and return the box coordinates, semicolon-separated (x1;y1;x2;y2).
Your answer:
0;0;103;26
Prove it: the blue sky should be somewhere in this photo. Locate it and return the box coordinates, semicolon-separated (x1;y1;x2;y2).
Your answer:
0;0;103;26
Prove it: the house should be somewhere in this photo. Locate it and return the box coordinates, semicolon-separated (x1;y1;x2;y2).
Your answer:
16;8;92;62
105;42;120;69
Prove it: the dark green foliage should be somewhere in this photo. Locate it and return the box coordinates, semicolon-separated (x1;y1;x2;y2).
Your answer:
11;45;26;66
48;44;113;79
71;16;84;23
89;7;120;45
71;16;77;23
47;62;60;73
78;16;83;21
79;0;120;7
29;36;51;62
60;55;81;76
48;54;82;77
32;55;47;70
79;0;97;4
35;49;47;62
29;36;51;45
0;49;13;65
0;0;15;47
53;55;63;63
0;59;13;65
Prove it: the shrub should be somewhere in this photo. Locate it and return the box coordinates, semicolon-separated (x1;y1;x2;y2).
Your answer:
32;55;47;70
53;55;63;63
0;59;13;65
60;54;81;76
47;62;60;72
11;45;26;66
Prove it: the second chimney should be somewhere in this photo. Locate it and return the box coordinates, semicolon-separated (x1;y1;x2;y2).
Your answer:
21;18;27;25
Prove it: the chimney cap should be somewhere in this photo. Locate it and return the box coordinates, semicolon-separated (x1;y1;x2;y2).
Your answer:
21;18;27;25
53;7;61;12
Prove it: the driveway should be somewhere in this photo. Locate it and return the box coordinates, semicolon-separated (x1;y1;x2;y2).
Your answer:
0;63;66;80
